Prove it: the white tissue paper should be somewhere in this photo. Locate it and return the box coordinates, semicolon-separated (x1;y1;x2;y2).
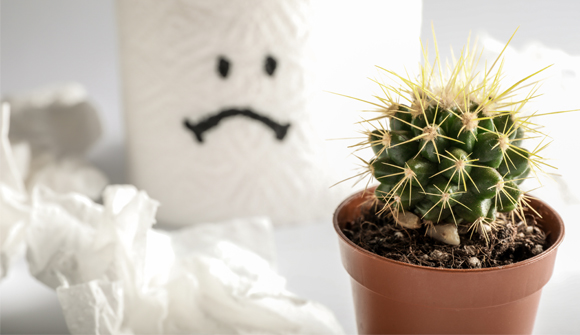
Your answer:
0;104;29;279
1;84;109;279
27;185;344;334
27;156;109;201
117;0;423;227
2;83;109;200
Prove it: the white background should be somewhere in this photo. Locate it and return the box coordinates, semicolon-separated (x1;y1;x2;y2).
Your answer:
1;0;579;334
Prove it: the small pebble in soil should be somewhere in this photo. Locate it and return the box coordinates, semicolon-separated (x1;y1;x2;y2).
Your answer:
394;212;422;229
429;250;449;262
477;223;492;235
426;223;460;246
468;257;482;269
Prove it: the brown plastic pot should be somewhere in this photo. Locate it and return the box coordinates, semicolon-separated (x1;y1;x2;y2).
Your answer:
333;188;565;334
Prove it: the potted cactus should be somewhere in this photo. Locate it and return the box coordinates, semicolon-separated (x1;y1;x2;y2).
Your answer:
333;31;567;334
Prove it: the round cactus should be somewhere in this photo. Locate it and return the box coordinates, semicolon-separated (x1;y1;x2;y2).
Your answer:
350;31;562;244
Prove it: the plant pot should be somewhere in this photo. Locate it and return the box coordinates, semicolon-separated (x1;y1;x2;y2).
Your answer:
333;187;565;334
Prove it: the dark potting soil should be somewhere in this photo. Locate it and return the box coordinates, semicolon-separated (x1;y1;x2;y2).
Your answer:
342;205;549;269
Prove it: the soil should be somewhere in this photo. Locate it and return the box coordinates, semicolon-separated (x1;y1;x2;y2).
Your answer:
342;204;549;269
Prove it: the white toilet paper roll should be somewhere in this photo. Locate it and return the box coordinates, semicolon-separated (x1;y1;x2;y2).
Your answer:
117;0;422;227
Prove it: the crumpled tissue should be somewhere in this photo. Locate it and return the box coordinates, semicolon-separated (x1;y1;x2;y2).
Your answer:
1;84;108;278
26;184;344;334
27;156;109;201
0;104;29;279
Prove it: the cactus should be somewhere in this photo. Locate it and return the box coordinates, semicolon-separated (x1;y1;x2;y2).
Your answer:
349;30;567;245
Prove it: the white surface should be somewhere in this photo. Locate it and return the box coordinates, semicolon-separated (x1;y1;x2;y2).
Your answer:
1;0;580;334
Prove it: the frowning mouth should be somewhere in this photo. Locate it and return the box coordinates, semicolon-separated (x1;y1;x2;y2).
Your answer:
183;108;291;143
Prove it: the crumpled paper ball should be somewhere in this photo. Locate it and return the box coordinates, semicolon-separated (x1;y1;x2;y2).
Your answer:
27;184;344;334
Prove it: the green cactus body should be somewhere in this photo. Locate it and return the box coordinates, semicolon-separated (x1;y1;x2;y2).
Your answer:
467;166;503;199
472;132;505;168
387;131;418;166
498;147;530;180
368;110;529;225
454;193;493;223
390;106;413;132
438;147;472;183
497;181;522;212
415;199;452;222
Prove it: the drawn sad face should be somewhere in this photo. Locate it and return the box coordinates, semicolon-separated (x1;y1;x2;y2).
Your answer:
119;0;327;227
183;54;291;143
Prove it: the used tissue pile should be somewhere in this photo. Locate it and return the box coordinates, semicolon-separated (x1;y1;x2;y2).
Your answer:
28;185;343;334
0;85;344;334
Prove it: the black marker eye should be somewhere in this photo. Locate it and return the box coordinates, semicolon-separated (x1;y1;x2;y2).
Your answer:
265;55;277;76
217;56;230;78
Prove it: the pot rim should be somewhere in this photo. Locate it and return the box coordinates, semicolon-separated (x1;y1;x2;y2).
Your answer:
333;187;565;274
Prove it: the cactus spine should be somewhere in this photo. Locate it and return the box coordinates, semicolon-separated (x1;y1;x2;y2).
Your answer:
351;31;558;244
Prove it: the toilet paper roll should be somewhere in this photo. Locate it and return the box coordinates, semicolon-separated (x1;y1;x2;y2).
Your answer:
117;0;422;226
